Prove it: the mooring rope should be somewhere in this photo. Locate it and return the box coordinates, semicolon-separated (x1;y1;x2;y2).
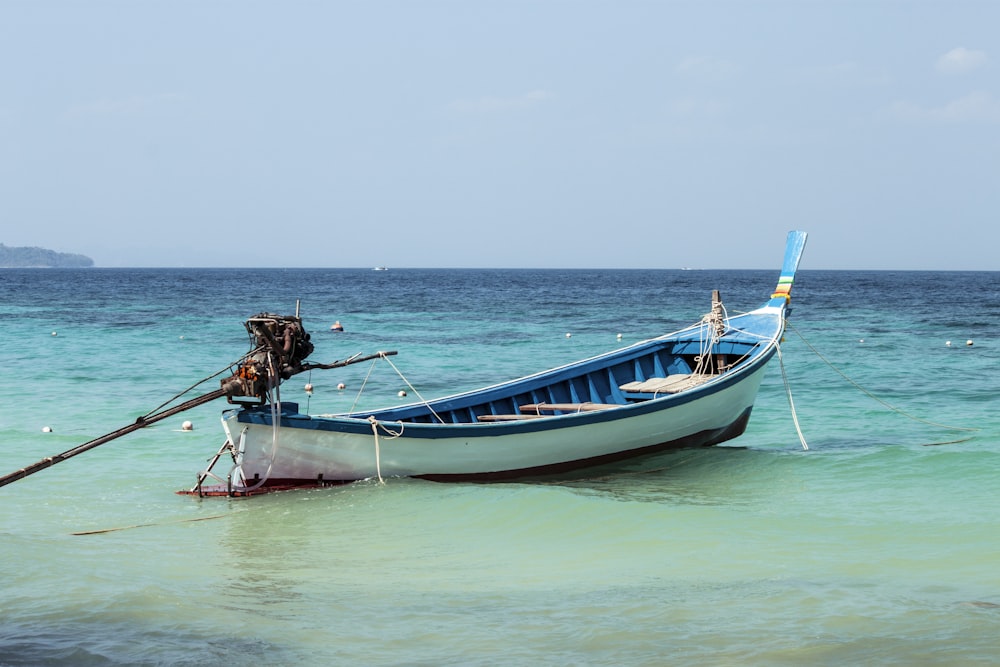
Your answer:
785;322;979;433
777;342;809;450
72;513;229;536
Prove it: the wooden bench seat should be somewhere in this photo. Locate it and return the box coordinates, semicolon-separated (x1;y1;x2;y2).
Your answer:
619;374;714;396
476;414;546;422
476;402;618;422
519;402;618;414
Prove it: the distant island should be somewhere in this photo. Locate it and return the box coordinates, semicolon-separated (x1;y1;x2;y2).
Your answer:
0;243;94;268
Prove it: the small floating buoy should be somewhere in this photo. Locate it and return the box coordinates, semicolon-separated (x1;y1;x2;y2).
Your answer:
337;382;346;390
966;339;974;347
179;335;185;340
565;333;572;338
946;340;952;347
304;383;314;395
181;420;193;431
617;333;623;340
398;390;407;397
330;321;344;332
51;331;57;337
859;339;864;344
42;426;52;433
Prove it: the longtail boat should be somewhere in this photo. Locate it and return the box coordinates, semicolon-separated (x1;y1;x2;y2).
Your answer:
192;231;807;494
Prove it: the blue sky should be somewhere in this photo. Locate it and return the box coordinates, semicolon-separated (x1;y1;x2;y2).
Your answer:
1;1;997;269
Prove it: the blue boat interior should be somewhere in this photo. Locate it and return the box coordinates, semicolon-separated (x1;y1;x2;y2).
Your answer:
355;326;769;425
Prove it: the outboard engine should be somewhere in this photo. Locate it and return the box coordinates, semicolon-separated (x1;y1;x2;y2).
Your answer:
221;313;314;404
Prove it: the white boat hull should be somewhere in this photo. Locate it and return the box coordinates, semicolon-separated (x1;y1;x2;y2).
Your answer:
222;360;769;485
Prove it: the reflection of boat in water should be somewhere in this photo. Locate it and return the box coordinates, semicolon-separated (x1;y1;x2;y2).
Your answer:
186;231;807;496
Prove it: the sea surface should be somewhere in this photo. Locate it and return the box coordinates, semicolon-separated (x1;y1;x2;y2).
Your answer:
1;267;998;666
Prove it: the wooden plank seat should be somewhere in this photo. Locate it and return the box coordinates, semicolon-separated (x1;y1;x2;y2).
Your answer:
519;402;618;414
619;373;714;396
476;414;546;422
476;403;617;422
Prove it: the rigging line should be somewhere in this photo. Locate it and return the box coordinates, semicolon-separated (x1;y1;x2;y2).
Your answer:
785;322;980;433
777;342;809;450
139;354;253;420
348;358;380;414
379;355;447;424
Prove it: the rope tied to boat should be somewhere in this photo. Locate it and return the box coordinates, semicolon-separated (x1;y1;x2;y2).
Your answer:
693;292;731;377
785;322;979;434
367;416;404;484
379;354;446;424
776;342;809;450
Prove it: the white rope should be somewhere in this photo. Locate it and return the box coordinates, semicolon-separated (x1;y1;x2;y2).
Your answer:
366;417;404;484
228;352;282;494
777;342;809;450
367;416;384;484
785;322;979;433
379;354;447;424
348;358;380;414
693;300;730;376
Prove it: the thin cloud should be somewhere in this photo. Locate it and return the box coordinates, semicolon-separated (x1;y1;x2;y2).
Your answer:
888;91;1000;123
935;47;987;74
449;90;555;113
66;93;186;117
805;61;890;86
675;56;740;79
669;96;728;117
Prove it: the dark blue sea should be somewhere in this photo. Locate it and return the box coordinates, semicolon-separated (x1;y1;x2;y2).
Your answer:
2;267;998;665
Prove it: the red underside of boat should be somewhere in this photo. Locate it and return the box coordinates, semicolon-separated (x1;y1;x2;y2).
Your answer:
176;480;351;497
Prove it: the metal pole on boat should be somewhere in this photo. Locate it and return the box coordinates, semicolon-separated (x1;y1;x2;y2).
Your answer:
0;350;398;490
0;388;228;489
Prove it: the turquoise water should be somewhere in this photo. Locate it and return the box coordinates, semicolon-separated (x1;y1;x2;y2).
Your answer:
2;268;998;665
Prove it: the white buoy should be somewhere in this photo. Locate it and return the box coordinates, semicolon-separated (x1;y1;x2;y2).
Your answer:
337;382;346;390
617;333;623;340
42;426;52;433
565;333;572;338
304;382;314;394
966;339;974;346
179;335;185;340
398;390;407;397
181;420;193;431
859;339;864;344
51;331;57;337
946;340;952;347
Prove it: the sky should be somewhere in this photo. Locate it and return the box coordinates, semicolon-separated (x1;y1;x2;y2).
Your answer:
1;0;997;270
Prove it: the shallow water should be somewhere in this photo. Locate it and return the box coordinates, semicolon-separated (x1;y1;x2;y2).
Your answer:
1;268;998;665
